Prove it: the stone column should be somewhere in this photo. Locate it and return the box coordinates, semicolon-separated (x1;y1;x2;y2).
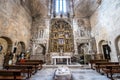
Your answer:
37;30;39;39
67;58;68;65
54;58;56;65
32;44;36;55
40;30;42;38
110;40;118;62
45;19;50;54
43;29;44;38
73;19;78;55
38;31;40;39
74;40;78;55
89;41;92;53
51;58;53;64
41;30;43;38
70;58;71;65
0;53;4;69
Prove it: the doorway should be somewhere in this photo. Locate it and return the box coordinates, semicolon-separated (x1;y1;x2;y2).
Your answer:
115;36;120;61
102;44;111;60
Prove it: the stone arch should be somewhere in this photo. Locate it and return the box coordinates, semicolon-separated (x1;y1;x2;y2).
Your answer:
78;43;88;54
98;40;111;60
15;41;26;55
39;44;46;55
115;35;120;61
31;44;46;61
77;43;89;64
11;41;26;64
0;36;13;68
0;36;13;53
98;40;107;54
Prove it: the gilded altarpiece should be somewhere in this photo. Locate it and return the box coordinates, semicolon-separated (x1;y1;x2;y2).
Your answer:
49;19;74;53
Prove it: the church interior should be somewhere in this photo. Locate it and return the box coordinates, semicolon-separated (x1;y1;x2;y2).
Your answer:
0;0;120;80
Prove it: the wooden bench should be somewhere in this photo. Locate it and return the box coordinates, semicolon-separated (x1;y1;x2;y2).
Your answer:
25;60;43;64
16;62;40;73
0;69;25;80
102;65;120;79
5;65;33;78
90;59;108;69
25;60;43;70
94;62;119;73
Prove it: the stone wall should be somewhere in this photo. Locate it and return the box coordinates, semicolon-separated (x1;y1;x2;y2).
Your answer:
0;0;32;67
0;0;32;49
90;0;120;61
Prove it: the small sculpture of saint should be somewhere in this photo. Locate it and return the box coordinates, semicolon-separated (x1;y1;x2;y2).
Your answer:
0;43;3;52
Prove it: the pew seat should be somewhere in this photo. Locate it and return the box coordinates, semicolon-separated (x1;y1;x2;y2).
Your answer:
90;59;108;69
0;69;25;80
16;62;40;73
5;65;33;78
0;76;25;80
94;62;119;73
102;65;120;79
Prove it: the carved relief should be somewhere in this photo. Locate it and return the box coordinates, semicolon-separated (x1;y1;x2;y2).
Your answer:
77;18;91;37
49;19;74;53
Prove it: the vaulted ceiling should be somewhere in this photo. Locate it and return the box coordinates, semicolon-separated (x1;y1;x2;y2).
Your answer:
28;0;48;18
74;0;100;18
27;0;100;18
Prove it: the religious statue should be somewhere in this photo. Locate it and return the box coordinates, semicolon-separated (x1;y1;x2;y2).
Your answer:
0;43;3;52
60;48;63;56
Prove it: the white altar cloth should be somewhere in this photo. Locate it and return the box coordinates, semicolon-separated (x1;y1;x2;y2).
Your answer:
51;56;71;65
52;56;71;58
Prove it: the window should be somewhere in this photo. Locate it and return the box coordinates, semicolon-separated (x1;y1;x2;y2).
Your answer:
56;0;59;13
51;0;73;18
55;0;67;14
63;0;66;13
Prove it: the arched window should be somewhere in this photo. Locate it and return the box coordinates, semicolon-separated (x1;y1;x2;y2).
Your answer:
55;0;67;14
51;0;74;18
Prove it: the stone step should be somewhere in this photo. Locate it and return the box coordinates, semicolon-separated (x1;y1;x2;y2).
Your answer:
43;64;91;69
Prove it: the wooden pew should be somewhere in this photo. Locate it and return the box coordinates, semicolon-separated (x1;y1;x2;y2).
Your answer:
90;59;108;69
16;62;40;73
0;69;25;80
5;65;33;78
25;60;43;70
94;62;119;73
102;65;120;79
25;60;43;64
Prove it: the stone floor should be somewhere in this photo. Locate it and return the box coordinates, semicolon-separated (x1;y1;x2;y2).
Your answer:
29;65;111;80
